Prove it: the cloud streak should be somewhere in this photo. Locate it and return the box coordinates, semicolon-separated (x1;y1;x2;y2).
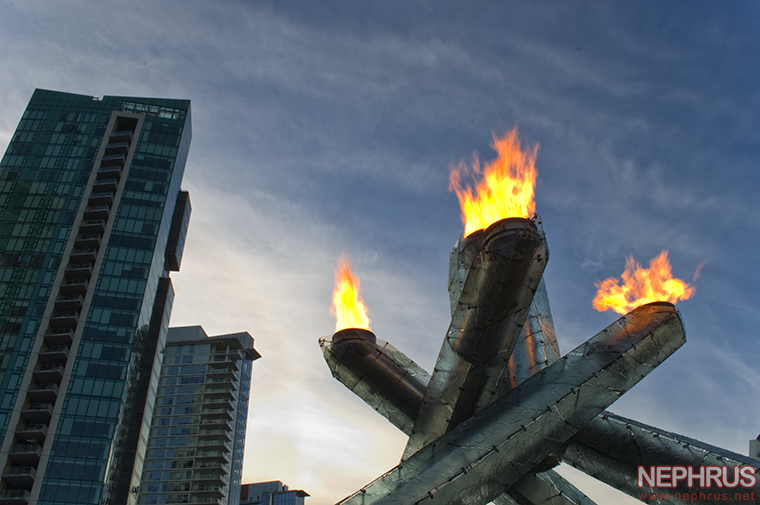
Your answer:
1;1;759;503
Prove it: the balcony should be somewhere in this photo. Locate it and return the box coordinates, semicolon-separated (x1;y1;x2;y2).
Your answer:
203;386;236;400
205;378;237;391
194;450;230;463
9;442;41;466
202;397;233;409
191;471;228;484
200;408;233;421
197;429;231;442
54;294;84;312
100;154;126;167
96;166;122;180
65;263;93;279
78;219;106;235
209;356;239;371
21;403;53;423
92;179;118;194
33;364;64;383
27;383;59;403
199;418;232;430
83;205;110;221
0;487;31;505
212;349;242;359
109;130;133;144
59;277;88;295
69;248;97;264
195;461;229;474
16;423;48;440
49;310;79;328
74;234;101;250
87;192;114;207
38;346;70;364
44;328;74;346
1;466;36;487
188;495;223;505
191;483;225;497
15;423;48;440
104;141;129;155
196;438;230;451
206;367;235;379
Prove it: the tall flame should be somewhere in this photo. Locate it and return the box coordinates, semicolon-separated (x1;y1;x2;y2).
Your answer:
593;251;695;315
449;128;538;237
331;256;370;332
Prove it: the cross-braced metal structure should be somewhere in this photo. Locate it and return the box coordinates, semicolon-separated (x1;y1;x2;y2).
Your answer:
320;217;760;505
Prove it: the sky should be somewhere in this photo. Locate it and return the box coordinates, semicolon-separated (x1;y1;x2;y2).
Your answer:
1;1;759;503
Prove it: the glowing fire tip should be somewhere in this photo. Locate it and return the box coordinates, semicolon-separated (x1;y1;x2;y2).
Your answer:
449;127;538;237
331;256;371;332
593;251;696;315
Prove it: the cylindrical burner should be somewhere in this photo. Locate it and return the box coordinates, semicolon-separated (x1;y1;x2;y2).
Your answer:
322;329;428;431
332;327;378;345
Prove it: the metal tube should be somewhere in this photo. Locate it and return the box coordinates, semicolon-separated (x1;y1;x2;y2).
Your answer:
500;277;560;395
494;470;599;505
565;411;760;505
449;229;560;396
405;217;549;459
447;229;485;317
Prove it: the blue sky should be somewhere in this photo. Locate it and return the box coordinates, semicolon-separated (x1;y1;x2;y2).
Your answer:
1;2;759;503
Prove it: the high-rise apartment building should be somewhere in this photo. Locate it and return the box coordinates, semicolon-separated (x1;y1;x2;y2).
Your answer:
239;481;308;505
0;89;193;505
138;326;260;505
139;326;261;505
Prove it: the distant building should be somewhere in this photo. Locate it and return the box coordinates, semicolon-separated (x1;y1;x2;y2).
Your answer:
138;326;261;505
0;88;192;505
240;481;309;505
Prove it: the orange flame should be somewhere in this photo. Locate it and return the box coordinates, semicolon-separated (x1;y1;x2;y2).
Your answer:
593;251;695;315
449;128;538;236
331;256;370;332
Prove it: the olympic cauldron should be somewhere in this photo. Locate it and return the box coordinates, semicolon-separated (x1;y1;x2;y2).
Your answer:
320;217;760;505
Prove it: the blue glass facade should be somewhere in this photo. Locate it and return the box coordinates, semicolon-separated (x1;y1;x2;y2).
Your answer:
0;89;192;505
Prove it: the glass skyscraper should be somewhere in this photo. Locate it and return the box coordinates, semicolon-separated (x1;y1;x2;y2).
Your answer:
0;89;193;505
138;326;260;505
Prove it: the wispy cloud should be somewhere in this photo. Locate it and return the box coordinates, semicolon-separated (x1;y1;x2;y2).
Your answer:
1;1;759;503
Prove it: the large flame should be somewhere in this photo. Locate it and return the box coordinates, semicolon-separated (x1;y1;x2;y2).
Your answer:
331;256;371;332
593;251;695;315
449;128;538;237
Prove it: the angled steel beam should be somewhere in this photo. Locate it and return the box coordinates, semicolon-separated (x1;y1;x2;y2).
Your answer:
565;412;760;505
492;471;600;505
335;302;685;505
